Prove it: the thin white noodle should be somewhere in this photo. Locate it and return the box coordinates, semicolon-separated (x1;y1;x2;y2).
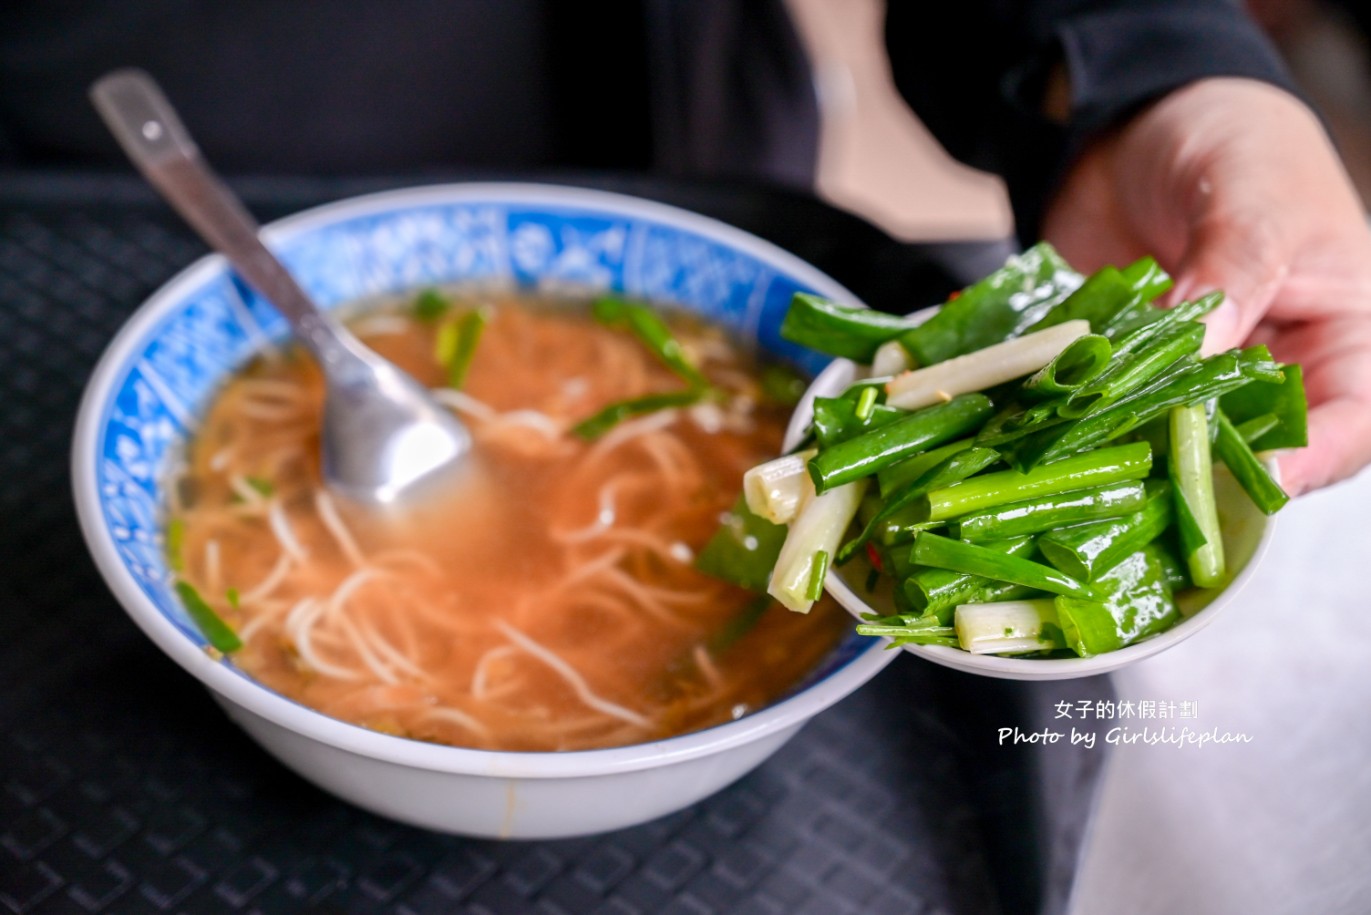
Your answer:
238;597;297;642
335;612;399;684
209;445;236;472
587;409;678;458
471;645;518;698
290;600;366;681
204;539;222;595
268;499;308;562
235;400;301;422
354;616;430;681
485;410;563;438
238;378;306;401
240;552;293;604
350;314;411;337
430;387;498;421
228;474;266;506
315;490;367;568
324;568;382;620
552;547;628;592
416;706;493;739
494;620;650;728
551;479;623;543
693;644;723;690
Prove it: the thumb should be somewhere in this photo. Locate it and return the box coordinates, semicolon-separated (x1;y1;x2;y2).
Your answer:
1169;215;1289;355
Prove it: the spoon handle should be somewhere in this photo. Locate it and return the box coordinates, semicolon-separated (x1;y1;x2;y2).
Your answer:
89;69;352;365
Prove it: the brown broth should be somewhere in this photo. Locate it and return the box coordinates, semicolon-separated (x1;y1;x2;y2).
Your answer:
171;294;848;751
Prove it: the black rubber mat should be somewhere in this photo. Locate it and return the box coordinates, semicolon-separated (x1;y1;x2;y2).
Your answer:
0;173;1109;915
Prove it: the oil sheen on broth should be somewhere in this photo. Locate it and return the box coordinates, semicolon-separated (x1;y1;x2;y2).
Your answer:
170;294;847;751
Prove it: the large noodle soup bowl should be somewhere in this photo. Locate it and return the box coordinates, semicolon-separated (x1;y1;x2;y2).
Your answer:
73;184;897;838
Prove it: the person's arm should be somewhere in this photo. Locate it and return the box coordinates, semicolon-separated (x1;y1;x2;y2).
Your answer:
883;0;1296;242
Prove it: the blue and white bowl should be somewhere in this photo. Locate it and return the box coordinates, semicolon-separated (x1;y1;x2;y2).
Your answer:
72;184;897;838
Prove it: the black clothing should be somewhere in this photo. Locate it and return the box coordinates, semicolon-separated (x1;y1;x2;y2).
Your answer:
1;1;1295;237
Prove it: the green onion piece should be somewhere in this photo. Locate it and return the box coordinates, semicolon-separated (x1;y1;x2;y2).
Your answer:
856;623;960;648
446;307;491;390
226;587;240;610
593;296;710;389
175;580;243;653
811;397;903;448
779;292;915;361
1060;321;1205;418
695;494;789;593
1021;334;1112;397
805;550;831;601
166;517;185;572
954;598;1067;655
413;287;451;321
912;533;1097;600
1008;345;1283;470
1037;480;1173;581
949;480;1147;543
919;442;1152;523
571;390;701;440
877;438;976;498
244;475;274;497
1220;363;1308;450
1053;544;1180;656
1214;409;1289;515
808;394;994;493
1169;404;1224;587
1232;413;1280;445
902;535;1038;623
899;242;1082;365
838;445;1000;563
854;386;879;421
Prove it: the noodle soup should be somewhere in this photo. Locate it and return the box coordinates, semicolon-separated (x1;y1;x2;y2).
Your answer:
169;294;847;751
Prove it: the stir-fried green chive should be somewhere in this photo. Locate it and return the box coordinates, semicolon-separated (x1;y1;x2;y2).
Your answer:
919;442;1152;523
1169;404;1224;587
912;533;1097;600
1214;410;1289;515
1037;481;1174;582
175;580;242;653
807;394;994;493
698;244;1307;659
949;480;1147;543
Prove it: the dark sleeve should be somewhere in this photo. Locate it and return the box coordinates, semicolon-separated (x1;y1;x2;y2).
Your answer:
884;0;1299;243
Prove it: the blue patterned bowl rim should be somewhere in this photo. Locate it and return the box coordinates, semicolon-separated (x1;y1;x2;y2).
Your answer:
72;183;899;777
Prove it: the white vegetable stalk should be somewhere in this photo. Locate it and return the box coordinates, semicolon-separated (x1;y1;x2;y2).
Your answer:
871;339;916;378
768;478;869;613
744;448;817;524
955;599;1065;654
886;320;1091;411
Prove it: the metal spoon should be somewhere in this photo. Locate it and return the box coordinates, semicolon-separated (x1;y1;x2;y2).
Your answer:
90;69;471;506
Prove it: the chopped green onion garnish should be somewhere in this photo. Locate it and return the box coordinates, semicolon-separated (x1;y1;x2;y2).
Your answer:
413;288;451;321
165;518;185;572
446;307;491;390
804;549;830;602
854;386;879;421
571;390;702;440
245;475;274;497
175;580;243;653
226;587;240;610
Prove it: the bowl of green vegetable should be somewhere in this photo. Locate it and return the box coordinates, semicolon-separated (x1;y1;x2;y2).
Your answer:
746;243;1305;680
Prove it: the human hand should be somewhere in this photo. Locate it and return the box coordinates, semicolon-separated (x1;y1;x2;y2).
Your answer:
1043;77;1371;495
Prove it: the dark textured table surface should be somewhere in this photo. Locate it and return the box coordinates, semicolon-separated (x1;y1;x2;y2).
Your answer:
0;172;1112;915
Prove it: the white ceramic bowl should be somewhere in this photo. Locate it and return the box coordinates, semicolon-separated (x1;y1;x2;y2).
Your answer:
72;184;898;838
787;357;1277;681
